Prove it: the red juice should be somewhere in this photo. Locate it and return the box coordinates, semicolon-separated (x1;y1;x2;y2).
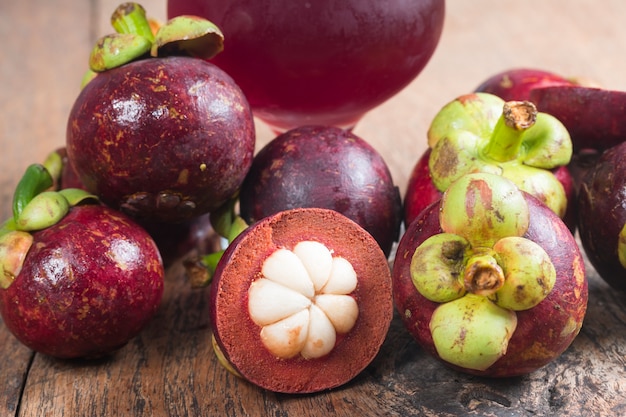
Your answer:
168;0;445;131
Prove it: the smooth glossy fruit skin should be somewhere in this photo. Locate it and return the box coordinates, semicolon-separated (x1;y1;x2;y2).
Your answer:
393;194;587;377
577;142;626;290
530;85;626;154
209;208;393;393
474;68;573;101
0;205;164;359
403;148;578;232
239;126;402;256
66;56;256;223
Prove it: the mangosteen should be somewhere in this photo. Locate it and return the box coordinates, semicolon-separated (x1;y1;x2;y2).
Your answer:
393;173;587;377
238;125;402;256
66;3;256;223
577;141;626;291
0;164;164;358
209;208;393;393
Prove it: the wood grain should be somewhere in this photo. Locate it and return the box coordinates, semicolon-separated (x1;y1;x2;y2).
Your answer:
2;0;626;416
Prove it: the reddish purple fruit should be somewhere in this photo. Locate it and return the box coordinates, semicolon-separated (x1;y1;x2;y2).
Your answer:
474;67;574;101
209;208;393;393
577;141;626;291
239;125;402;256
66;56;255;223
0;204;164;358
530;85;626;154
393;173;587;377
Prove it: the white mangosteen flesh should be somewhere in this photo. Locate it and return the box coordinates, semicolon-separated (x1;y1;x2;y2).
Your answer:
248;240;359;360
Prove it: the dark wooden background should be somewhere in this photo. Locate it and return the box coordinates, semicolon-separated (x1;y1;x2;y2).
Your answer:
1;0;626;415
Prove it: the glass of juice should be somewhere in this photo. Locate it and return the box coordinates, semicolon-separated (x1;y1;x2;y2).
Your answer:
168;0;445;132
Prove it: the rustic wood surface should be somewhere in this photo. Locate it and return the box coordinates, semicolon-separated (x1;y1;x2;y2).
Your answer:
2;0;626;415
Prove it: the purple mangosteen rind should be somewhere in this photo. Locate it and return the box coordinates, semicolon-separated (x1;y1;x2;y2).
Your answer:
393;175;587;377
0;204;164;358
238;125;402;257
577;141;626;290
0;162;165;358
66;56;256;223
473;68;575;102
67;2;255;223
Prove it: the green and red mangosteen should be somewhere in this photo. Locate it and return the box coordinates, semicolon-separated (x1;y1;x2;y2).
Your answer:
394;172;587;377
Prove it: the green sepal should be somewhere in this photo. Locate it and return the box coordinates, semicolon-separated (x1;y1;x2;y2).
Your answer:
89;33;152;72
15;191;70;232
152;15;224;59
13;164;54;222
410;233;469;303
427;92;572;218
58;188;99;206
430;293;518;371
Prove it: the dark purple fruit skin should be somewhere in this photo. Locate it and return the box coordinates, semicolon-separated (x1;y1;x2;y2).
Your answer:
239;125;402;256
474;68;573;101
54;148;217;265
66;56;256;223
393;193;588;377
0;205;164;359
530;85;626;154
577;142;626;290
140;213;221;267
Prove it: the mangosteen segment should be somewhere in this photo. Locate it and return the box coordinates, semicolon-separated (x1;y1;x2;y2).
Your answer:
248;241;359;360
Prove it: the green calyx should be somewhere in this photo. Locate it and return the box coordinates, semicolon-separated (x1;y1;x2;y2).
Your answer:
0;162;98;289
427;92;572;218
88;2;224;74
430;294;518;371
439;172;530;248
410;173;557;371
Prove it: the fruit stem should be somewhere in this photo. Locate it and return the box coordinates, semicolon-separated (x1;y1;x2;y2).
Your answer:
483;101;537;163
111;2;155;42
463;252;504;296
184;250;224;288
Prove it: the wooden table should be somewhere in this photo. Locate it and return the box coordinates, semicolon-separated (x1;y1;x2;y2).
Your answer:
2;0;626;415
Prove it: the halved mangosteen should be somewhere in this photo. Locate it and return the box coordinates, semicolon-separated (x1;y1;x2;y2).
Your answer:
209;207;393;393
